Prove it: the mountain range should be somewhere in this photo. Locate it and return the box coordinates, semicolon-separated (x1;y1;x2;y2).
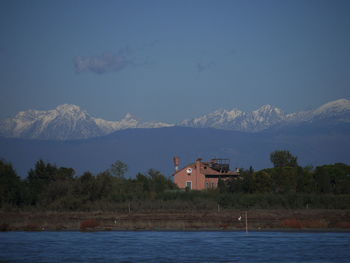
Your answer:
180;99;350;131
0;99;349;140
0;104;172;140
0;124;349;178
0;99;349;177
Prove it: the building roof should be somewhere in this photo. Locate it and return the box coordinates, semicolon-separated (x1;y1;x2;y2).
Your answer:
173;159;238;177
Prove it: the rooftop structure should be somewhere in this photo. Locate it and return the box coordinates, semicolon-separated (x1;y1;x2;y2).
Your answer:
172;157;239;190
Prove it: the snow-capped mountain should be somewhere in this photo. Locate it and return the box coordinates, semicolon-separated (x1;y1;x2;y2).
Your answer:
94;113;173;134
180;105;285;132
180;99;350;132
0;104;172;140
0;99;349;140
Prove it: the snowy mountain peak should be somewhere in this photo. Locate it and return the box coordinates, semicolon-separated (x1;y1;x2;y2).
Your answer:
180;104;287;132
255;104;283;114
180;99;350;132
53;104;89;120
313;98;350;115
16;109;43;120
122;113;138;121
256;104;273;111
55;104;81;112
0;99;349;140
0;105;172;140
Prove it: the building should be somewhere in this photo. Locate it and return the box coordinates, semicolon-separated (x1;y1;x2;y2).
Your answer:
172;157;239;190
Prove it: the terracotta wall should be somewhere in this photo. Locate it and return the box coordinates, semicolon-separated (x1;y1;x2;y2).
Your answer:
174;165;206;190
204;177;219;189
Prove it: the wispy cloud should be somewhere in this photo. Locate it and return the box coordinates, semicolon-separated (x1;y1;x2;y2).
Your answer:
194;47;236;75
196;61;214;73
73;47;132;74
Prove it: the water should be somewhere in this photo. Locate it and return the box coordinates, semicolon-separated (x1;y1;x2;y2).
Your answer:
0;231;349;263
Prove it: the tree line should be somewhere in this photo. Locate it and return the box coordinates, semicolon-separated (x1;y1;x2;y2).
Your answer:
0;159;176;211
220;151;350;195
1;150;350;211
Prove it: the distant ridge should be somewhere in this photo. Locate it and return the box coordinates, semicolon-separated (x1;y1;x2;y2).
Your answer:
0;124;349;177
180;98;350;131
0;99;349;140
0;104;173;140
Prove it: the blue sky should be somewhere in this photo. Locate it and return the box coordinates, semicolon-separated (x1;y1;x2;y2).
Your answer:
1;0;350;122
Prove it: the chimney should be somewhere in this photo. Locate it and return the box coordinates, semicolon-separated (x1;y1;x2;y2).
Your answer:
173;156;180;171
196;158;202;173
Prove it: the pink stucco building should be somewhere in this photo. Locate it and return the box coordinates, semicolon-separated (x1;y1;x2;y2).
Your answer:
172;157;239;190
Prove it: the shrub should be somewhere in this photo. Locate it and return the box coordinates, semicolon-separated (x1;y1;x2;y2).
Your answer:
80;219;99;231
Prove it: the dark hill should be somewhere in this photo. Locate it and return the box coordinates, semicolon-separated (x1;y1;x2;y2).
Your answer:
0;125;349;177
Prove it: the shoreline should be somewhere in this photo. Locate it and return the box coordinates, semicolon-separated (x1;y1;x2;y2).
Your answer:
1;209;349;232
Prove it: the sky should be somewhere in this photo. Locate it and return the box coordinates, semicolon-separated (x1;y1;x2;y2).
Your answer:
1;0;350;123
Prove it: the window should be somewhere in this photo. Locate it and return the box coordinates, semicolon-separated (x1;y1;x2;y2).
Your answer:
205;182;209;189
186;181;192;190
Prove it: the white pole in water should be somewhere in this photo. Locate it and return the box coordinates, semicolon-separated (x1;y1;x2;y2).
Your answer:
245;211;248;234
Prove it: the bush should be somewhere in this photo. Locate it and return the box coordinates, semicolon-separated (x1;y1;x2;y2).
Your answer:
80;219;99;231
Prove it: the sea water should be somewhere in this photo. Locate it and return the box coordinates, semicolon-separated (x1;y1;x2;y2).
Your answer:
1;231;349;263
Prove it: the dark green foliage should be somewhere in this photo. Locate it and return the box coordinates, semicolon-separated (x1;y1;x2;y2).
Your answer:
270;167;299;193
0;159;25;206
217;193;350;210
253;169;274;193
314;163;350;194
227;159;347;196
296;166;316;193
26;160;76;206
270;150;298;168
1;156;350;211
110;160;128;178
217;179;227;193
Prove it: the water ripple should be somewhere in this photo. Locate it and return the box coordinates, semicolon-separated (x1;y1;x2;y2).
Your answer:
0;231;349;263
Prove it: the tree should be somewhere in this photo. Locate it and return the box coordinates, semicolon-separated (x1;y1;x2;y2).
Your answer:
110;160;128;178
242;168;255;193
55;167;75;181
270;150;298;168
148;169;168;193
77;171;98;202
314;163;350;194
217;179;227;193
253;170;273;193
95;171;115;200
271;167;298;193
26;160;76;205
0;159;24;206
136;173;150;193
296;166;315;193
26;160;56;204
